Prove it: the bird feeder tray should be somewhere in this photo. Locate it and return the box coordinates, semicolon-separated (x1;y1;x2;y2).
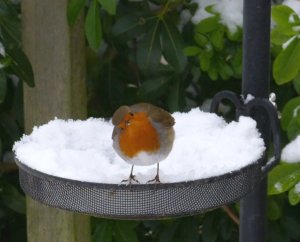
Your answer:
17;158;267;219
15;92;280;219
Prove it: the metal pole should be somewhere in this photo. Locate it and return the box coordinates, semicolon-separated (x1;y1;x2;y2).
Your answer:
240;0;271;242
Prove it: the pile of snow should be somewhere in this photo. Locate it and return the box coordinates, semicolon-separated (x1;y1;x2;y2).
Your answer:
282;135;300;163
13;108;265;184
191;0;243;33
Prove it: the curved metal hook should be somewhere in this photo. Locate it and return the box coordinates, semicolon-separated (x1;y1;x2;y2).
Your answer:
210;91;243;115
245;98;281;175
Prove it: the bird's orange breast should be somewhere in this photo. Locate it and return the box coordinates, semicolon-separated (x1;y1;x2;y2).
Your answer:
118;112;160;158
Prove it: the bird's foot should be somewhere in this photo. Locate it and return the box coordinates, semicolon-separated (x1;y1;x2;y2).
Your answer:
121;174;140;186
147;175;161;184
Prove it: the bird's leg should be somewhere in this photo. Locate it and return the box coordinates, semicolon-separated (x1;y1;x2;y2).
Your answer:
121;165;140;185
147;163;161;184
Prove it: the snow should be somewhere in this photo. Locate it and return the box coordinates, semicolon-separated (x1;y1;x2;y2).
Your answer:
192;0;243;33
13;108;265;184
243;94;255;104
275;182;283;192
283;0;300;16
295;182;300;194
282;135;300;163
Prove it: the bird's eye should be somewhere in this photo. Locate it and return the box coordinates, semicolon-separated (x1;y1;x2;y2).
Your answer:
129;112;134;116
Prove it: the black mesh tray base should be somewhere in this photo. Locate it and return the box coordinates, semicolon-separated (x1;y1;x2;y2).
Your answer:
16;160;263;219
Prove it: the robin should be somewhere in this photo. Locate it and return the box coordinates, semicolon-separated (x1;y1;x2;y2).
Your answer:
112;103;175;185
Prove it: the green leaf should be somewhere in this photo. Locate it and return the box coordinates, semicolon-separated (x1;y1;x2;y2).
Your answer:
293;72;300;94
200;47;213;71
183;46;202;56
138;76;172;100
114;221;139;242
267;197;282;220
92;220;113;242
211;28;224;50
271;28;292;45
208;65;218;81
194;33;208;47
0;15;21;47
166;77;184;112
281;96;300;130
98;0;117;15
67;0;86;26
85;0;102;50
161;20;187;73
112;15;143;37
5;47;34;87
272;5;294;28
196;16;220;34
287;116;300;141
268;163;300;195
136;19;161;75
0;182;25;214
0;70;7;103
273;37;300;85
288;183;300;205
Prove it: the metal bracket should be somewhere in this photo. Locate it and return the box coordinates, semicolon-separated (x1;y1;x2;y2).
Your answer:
210;90;281;177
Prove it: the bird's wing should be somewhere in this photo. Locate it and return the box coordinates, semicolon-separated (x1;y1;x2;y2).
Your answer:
112;105;130;125
130;103;175;128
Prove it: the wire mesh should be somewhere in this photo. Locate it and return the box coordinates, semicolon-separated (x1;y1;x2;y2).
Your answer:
17;160;262;219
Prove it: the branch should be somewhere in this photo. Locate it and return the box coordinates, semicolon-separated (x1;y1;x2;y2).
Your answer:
222;205;240;225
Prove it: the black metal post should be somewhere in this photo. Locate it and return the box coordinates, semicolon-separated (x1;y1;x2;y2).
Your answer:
240;0;271;242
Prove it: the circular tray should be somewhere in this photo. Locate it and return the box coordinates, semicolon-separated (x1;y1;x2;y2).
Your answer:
16;159;263;219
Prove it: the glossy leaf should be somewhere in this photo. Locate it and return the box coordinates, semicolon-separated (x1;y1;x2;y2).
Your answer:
200;48;213;71
281;96;300;130
183;46;202;56
136;19;161;75
288;184;300;205
161;20;187;73
138;76;172;100
85;0;102;50
211;28;224;50
0;14;21;47
268;163;300;195
272;5;294;27
273;37;300;85
271;28;291;45
0;70;7;103
267;198;282;220
98;0;117;15
1;182;26;214
196;16;220;34
287;116;300;141
292;72;300;94
67;0;86;26
5;47;34;87
194;33;208;47
112;15;142;36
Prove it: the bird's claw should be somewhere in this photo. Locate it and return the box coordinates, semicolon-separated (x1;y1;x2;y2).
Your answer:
121;174;140;186
147;175;160;184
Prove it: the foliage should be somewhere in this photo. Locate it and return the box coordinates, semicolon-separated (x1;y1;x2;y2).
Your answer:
184;7;242;81
0;0;300;242
0;0;29;241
